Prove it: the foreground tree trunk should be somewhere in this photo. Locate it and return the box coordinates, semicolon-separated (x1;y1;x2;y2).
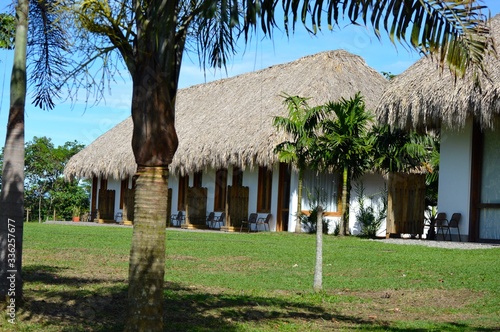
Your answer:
313;206;323;292
125;8;181;324
0;0;28;305
126;72;178;330
126;166;169;331
123;0;183;327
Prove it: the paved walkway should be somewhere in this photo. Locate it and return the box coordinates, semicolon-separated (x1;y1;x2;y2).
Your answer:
373;238;500;250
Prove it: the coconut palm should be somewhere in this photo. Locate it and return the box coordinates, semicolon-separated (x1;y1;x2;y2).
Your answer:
11;0;492;329
273;95;322;233
313;93;374;236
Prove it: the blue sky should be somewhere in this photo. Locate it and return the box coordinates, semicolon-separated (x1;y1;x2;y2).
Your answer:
1;1;499;147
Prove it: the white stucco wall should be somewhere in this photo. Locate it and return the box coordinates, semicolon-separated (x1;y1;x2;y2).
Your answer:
437;119;473;239
242;168;259;219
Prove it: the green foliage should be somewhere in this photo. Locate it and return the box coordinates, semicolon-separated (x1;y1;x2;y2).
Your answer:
277;1;492;78
299;206;329;234
354;182;387;238
381;71;396;80
0;13;15;49
370;125;440;207
313;92;373;179
371;125;431;173
21;136;88;221
273;94;322;169
311;92;374;235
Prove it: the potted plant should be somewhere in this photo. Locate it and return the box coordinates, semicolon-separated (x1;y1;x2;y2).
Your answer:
72;206;81;222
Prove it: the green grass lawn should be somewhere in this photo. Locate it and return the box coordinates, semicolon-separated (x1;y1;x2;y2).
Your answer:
1;223;499;331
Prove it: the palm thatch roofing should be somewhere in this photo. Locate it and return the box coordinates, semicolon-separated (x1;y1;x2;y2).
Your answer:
65;50;388;180
376;14;500;131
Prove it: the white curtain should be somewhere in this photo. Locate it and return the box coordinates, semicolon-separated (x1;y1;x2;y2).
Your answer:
480;128;500;240
301;170;338;213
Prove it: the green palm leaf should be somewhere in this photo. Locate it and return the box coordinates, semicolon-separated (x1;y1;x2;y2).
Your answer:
247;0;492;78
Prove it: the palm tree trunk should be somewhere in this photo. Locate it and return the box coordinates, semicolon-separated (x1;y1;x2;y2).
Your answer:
126;166;168;331
313;206;323;292
38;195;42;223
0;0;28;303
126;54;179;330
295;168;304;233
339;166;350;236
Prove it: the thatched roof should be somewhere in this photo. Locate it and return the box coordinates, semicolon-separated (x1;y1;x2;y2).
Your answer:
376;15;500;131
65;50;388;180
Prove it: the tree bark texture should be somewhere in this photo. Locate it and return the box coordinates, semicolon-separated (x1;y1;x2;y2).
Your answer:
125;2;185;328
131;66;178;167
313;206;323;292
126;167;168;331
0;0;28;303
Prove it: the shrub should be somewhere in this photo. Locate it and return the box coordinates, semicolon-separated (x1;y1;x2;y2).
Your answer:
299;206;329;234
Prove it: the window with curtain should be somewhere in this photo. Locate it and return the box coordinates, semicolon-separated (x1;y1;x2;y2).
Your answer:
301;170;339;213
479;128;500;240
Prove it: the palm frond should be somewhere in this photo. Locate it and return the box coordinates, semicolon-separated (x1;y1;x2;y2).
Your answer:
28;0;72;110
196;0;239;71
249;0;493;78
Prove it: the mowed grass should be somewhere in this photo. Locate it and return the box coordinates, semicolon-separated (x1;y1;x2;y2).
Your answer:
1;223;499;331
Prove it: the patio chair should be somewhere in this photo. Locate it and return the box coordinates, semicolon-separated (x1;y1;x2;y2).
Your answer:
240;213;258;232
256;213;271;232
446;213;462;242
206;212;216;228
170;211;184;227
434;212;449;241
212;212;225;229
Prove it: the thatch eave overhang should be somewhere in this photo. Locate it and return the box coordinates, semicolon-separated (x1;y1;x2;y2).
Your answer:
376;14;500;132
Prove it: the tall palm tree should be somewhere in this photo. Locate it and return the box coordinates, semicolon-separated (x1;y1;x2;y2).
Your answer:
313;93;374;235
0;0;69;302
273;95;321;233
0;0;28;302
31;0;492;329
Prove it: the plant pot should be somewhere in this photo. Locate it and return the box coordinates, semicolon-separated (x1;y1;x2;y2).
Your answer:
72;216;80;222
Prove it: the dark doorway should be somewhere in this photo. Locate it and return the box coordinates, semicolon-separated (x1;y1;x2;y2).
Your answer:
277;163;291;231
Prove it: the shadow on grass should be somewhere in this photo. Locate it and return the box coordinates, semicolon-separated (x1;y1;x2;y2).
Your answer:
12;264;498;332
